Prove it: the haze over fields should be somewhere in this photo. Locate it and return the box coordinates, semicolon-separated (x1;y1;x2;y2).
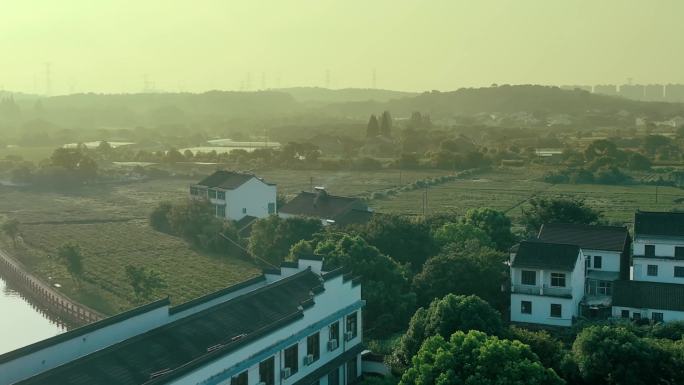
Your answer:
2;0;684;94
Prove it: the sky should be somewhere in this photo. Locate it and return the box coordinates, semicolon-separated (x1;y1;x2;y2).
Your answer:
1;0;683;94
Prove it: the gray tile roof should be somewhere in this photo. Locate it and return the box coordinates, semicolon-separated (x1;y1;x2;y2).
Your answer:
197;170;273;190
512;240;580;271
279;191;369;224
613;280;684;312
16;270;322;385
538;223;629;252
635;210;684;238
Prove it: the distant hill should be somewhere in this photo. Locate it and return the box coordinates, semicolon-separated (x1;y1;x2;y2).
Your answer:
318;85;684;120
276;87;417;103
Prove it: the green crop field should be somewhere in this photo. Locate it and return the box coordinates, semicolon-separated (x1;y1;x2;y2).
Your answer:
370;166;684;225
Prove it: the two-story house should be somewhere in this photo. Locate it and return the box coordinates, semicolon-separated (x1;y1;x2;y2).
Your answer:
510;241;585;327
190;170;277;221
1;258;364;385
537;223;630;319
279;188;372;227
612;211;684;322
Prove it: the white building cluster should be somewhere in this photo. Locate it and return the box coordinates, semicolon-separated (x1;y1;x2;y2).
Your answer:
0;258;365;385
510;211;684;327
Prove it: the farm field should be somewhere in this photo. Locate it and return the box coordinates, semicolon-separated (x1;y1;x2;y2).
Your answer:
370;167;684;224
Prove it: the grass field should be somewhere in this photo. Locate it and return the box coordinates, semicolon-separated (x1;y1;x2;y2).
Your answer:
370;166;684;224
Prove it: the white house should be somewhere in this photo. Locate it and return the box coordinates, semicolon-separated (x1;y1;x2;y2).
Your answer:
279;188;372;227
190;170;277;221
537;223;630;319
632;211;684;284
612;280;684;322
510;241;585;327
0;258;364;385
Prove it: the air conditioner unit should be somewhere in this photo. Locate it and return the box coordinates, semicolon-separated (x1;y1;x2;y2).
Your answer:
344;331;354;341
327;339;339;351
281;367;292;379
303;354;315;366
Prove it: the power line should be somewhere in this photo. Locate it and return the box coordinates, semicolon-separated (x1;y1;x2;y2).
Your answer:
217;232;279;269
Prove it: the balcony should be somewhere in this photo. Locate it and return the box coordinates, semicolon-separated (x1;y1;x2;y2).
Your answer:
511;284;572;298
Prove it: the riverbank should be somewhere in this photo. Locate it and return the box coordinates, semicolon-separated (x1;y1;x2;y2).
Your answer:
0;248;103;327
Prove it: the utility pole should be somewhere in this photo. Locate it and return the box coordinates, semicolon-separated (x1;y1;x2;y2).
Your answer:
310;176;313;192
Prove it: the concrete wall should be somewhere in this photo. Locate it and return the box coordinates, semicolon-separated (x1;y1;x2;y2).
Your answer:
510;294;574;327
612;306;684;322
634;236;684;258
225;178;277;221
583;249;621;273
633;257;684;284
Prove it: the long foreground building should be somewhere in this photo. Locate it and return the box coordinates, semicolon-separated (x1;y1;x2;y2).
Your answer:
0;258;364;385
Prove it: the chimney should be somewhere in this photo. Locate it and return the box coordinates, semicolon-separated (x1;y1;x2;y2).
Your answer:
313;186;327;208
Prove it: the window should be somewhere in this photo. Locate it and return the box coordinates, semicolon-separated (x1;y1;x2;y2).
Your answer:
190;187;199;195
585;256;591;269
346;358;358;382
231;371;248;385
283;344;298;374
550;304;562;318
621;310;630;318
647;264;658;276
645;244;655;257
652;312;664;322
259;357;275;385
346;312;358;339
598;281;612;296
675;266;684;278
521;270;536;285
268;202;276;214
550;273;566;287
307;332;320;362
217;191;226;200
676;247;684;259
328;368;340;385
209;189;217;199
242;207;247;214
521;301;532;314
633;312;642;320
594;256;602;269
329;321;340;343
216;205;226;218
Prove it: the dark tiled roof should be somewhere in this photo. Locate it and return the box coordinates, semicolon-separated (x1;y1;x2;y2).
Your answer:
334;209;373;227
635;211;684;238
235;215;258;236
538;223;629;252
17;270;322;385
512;241;580;271
197;171;273;190
613;280;684;311
279;191;368;222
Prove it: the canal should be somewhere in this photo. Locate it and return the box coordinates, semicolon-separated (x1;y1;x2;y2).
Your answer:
0;274;66;355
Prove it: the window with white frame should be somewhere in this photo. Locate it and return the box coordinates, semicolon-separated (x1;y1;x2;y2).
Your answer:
550;273;566;287
521;270;536;285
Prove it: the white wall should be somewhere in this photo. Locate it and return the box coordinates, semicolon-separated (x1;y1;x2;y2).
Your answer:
168;273;363;385
633;257;684;283
634;236;684;257
510;294;575;327
583;249;621;273
225;178;277;220
612;306;684;322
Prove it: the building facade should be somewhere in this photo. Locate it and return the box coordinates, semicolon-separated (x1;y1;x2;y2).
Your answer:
510;241;585;327
190;171;277;221
0;258;364;385
278;188;372;227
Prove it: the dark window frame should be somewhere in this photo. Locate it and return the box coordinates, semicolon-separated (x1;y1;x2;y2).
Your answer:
521;300;532;314
259;356;275;385
621;309;630;318
676;246;684;259
307;332;320;362
645;244;656;257
594;255;602;269
647;264;658;276
328;367;340;385
521;270;536;285
652;312;664;322
283;344;299;374
231;371;248;385
550;304;562;318
346;357;358;382
675;266;684;278
550;272;566;287
346;312;358;339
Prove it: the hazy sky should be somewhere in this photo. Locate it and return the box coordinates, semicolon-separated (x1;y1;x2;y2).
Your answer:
2;0;683;94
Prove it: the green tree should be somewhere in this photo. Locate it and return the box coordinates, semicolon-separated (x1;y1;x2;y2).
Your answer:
57;243;84;285
391;294;505;371
248;216;323;265
380;110;393;137
2;219;20;247
462;207;516;250
509;326;566;376
149;201;173;233
572;325;682;385
584;139;619;161
521;197;602;234
168;199;217;244
356;214;436;271
433;222;494;248
125;265;167;302
399;331;563;385
316;234;415;336
412;241;507;308
367;114;380;138
626;152;652;171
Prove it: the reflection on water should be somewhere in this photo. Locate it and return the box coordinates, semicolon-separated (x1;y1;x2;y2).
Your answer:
0;274;67;355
